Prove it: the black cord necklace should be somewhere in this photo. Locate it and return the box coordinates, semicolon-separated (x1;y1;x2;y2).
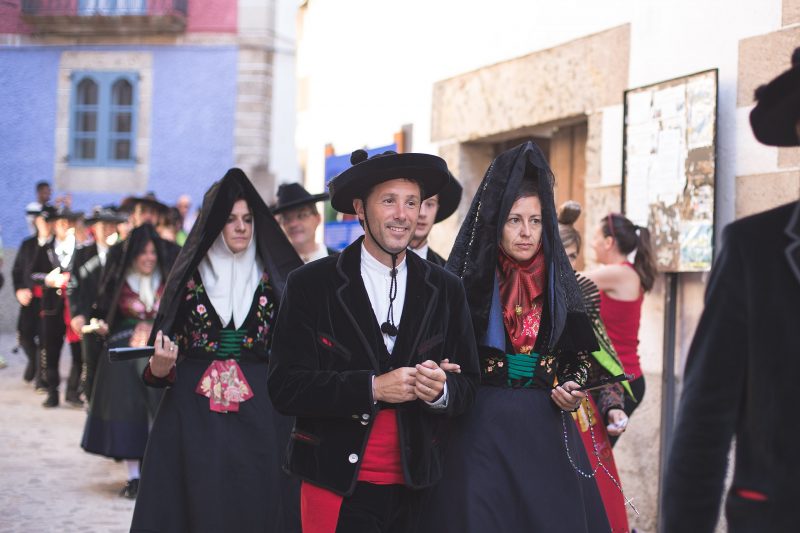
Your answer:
363;208;399;337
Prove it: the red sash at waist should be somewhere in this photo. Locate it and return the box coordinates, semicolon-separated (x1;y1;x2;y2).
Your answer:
300;409;404;533
358;409;404;485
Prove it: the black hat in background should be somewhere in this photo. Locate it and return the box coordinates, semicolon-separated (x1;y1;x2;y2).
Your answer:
434;172;464;223
85;206;128;225
328;149;449;214
33;204;58;219
120;192;168;214
271;182;329;215
750;47;800;147
49;206;84;221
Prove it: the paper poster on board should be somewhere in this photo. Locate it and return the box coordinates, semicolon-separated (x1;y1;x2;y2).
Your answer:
622;69;717;273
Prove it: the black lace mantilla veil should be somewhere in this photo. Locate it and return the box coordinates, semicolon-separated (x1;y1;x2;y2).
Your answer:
147;168;303;344
445;141;598;356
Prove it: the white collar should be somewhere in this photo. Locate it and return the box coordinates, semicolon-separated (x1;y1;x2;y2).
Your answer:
197;229;262;329
409;243;429;259
360;243;408;353
361;244;407;276
302;242;329;263
125;268;162;312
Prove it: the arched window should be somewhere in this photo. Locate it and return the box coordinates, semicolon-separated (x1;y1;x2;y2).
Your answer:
110;79;134;161
74;78;99;160
69;72;138;166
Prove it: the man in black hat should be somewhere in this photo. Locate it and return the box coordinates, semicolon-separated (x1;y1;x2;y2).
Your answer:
25;180;52;235
120;192;168;228
13;205;55;386
67;207;127;401
268;150;480;533
663;48;800;532
272;182;336;263
30;206;84;407
408;173;462;266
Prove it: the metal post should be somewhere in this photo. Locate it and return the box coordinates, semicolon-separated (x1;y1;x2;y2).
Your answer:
658;272;679;531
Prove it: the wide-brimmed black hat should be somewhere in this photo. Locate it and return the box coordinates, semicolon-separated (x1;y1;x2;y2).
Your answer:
85;206;128;225
329;149;449;214
750;47;800;147
434;172;464;223
31;204;57;219
50;207;84;221
120;192;168;214
271;182;329;215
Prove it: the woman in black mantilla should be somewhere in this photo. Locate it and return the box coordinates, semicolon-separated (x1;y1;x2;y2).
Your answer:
421;142;611;532
81;223;175;497
130;169;303;533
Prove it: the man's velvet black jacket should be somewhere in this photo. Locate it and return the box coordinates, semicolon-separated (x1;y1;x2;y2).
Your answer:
663;201;800;532
268;237;479;496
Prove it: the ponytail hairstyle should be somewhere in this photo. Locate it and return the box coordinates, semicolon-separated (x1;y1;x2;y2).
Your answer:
601;213;657;292
557;201;582;253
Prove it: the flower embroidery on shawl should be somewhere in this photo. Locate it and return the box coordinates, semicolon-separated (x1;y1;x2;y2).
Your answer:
195;360;254;413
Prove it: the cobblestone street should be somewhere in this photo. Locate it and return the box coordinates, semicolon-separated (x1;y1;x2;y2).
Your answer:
0;333;135;533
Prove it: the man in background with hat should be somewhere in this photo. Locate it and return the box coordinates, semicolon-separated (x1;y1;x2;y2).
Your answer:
408;173;462;266
102;193;179;306
663;48;800;531
67;206;127;402
24;180;52;235
13;205;56;387
30;206;84;407
269;149;479;533
120;192;167;229
273;182;336;263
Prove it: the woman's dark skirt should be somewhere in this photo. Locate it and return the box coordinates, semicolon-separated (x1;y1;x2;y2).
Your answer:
81;330;162;460
420;386;611;533
130;357;300;533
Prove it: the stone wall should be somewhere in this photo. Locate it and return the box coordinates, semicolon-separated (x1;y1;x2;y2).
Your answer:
736;17;800;218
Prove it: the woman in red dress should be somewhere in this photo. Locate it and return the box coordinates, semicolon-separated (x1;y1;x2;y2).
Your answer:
580;212;657;445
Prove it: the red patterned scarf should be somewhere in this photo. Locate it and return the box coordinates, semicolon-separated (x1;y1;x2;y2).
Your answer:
498;245;546;354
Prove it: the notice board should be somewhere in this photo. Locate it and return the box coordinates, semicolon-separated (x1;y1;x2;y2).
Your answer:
622;69;717;272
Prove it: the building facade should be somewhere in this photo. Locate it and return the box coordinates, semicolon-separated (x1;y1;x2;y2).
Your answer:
294;1;800;530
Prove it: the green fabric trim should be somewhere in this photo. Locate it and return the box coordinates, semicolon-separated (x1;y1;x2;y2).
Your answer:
506;352;540;387
591;345;635;399
217;329;246;358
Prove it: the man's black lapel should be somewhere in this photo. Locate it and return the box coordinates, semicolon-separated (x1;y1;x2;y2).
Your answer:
393;252;439;366
335;240;381;372
784;200;800;287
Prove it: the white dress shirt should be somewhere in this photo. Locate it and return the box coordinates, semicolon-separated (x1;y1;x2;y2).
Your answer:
361;244;447;408
409;243;429;260
302;243;330;264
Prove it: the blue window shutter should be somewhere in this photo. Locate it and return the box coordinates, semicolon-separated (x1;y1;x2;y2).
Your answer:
68;70;138;168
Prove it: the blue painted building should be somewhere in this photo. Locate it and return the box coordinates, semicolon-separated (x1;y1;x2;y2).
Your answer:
0;0;291;331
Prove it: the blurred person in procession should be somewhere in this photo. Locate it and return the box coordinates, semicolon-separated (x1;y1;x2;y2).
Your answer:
106;194;178;309
81;223;175;499
579;210;657;445
25;180;51;235
67;207;126;402
272;182;336;263
30;206;84;408
663;47;800;533
408;172;462;266
268;150;480;533
156;206;183;245
131;169;303;532
176;193;196;235
13;205;55;386
559;201;632;533
421;141;609;533
121;192;167;229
